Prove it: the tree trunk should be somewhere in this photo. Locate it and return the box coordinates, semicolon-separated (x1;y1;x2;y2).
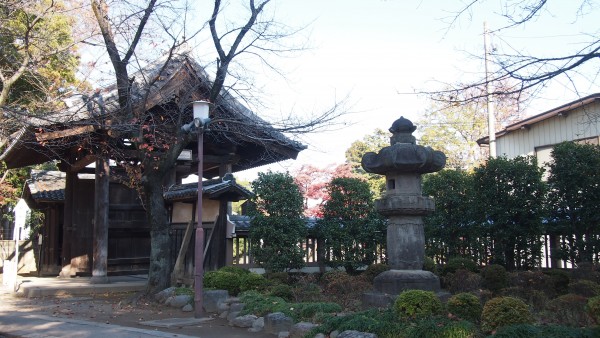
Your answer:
144;173;171;294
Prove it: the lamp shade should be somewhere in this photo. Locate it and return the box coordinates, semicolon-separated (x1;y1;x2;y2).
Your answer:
192;100;210;120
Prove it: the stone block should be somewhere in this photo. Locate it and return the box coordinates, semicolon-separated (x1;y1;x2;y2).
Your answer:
168;295;192;308
361;291;395;309
290;322;319;338
264;312;294;335
231;314;258;328
374;269;440;295
338;330;377;338
203;289;229;313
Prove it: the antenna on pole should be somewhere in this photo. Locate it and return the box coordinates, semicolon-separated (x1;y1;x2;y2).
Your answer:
484;21;497;158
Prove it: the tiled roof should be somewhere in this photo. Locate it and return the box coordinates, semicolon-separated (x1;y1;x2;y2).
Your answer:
25;170;66;204
228;215;318;232
163;173;253;202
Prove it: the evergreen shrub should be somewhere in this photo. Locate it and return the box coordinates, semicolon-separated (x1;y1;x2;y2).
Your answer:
480;264;508;293
442;257;478;275
481;296;533;332
423;256;438;275
545;293;595;327
239;273;267;293
393;290;442;320
203;270;242;295
569;280;600;298
443;269;481;294
363;263;390;283
405;317;478;338
446;292;482;323
543;269;571;296
268;284;294;301
586;295;600;324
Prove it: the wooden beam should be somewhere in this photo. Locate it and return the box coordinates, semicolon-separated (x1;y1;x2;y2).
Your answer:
68;154;97;172
36;125;96;142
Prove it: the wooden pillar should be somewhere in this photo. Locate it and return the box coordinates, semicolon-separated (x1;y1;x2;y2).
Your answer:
59;171;75;277
91;157;110;284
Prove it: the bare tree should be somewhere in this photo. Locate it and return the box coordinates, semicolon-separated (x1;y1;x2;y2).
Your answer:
69;0;344;292
418;1;599;110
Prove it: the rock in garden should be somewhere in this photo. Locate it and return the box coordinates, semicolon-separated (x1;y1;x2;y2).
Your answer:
248;317;264;332
227;311;241;323
169;294;192;308
337;330;377;338
203;290;229;313
290;322;319;338
154;287;176;303
264;312;294;335
181;304;193;312
231;314;258;328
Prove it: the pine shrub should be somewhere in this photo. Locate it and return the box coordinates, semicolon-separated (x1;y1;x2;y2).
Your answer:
446;292;482;323
442;257;478;276
481;296;533;332
405;317;478;338
393;290;443;320
569;280;600;298
480;264;508;293
545;293;595;327
586;296;600;324
268;284;294;301
363;263;390;283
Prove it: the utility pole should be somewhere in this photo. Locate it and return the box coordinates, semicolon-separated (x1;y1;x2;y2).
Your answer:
484;21;497;158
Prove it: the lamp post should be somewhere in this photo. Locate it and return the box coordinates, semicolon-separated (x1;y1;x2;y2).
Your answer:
192;100;211;318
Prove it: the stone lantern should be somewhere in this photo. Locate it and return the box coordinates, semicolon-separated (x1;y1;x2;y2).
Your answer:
361;116;446;297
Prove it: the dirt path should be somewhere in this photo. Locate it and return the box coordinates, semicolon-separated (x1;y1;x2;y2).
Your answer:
0;290;271;338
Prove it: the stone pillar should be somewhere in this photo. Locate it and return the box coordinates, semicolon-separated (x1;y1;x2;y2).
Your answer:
361;116;446;298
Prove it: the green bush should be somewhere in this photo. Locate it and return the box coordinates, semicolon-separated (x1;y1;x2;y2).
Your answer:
545;293;595;327
293;282;323;302
501;287;548;312
423;257;438;275
240;273;267;293
265;271;290;285
480;264;508;293
481;296;533;333
543;269;570;296
443;269;481;294
570;262;600;283
239;291;288;316
291;302;342;321
393;290;443;320
363;263;390;283
268;284;294;301
307;309;407;338
218;266;250;275
509;270;566;299
442;257;479;275
238;290;340;322
203;270;242;295
405;317;479;338
321;270;371;310
446;292;482;323
491;324;600;338
569;280;600;298
586;296;600;324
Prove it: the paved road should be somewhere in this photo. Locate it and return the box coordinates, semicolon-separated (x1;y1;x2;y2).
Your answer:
0;313;199;338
